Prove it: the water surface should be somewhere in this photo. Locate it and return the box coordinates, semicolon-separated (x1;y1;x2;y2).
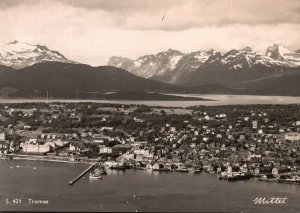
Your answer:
1;94;300;107
0;160;299;212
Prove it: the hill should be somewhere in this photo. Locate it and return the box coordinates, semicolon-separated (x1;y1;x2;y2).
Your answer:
0;62;179;99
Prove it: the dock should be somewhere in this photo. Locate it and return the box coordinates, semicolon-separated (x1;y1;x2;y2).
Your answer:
69;163;97;185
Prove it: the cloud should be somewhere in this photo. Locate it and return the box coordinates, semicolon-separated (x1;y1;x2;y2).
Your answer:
59;0;300;30
0;0;39;8
0;0;299;66
2;0;300;30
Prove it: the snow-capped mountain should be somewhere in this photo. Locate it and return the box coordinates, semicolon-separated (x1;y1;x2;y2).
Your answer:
108;44;300;84
0;40;76;69
108;49;184;79
206;46;290;71
266;44;300;66
108;49;214;83
179;46;300;87
154;50;215;83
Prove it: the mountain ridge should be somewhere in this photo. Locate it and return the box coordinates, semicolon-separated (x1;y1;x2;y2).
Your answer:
0;62;179;98
108;44;300;84
0;40;77;69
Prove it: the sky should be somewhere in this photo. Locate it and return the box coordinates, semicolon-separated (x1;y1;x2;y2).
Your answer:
0;0;300;66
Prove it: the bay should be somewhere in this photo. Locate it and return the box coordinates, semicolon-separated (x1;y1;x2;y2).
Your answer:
0;160;299;212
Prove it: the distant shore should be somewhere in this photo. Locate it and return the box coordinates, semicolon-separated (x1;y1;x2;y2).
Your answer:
1;95;300;107
0;91;214;101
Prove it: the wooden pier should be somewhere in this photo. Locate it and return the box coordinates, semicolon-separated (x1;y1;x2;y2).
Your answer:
69;163;97;185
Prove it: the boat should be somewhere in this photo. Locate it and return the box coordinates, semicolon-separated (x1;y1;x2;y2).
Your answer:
257;174;277;182
189;167;202;174
134;166;146;171
218;172;230;180
99;168;107;175
110;165;126;170
175;167;189;173
227;172;251;181
258;178;278;182
153;168;170;172
95;166;107;175
278;176;300;184
89;169;102;179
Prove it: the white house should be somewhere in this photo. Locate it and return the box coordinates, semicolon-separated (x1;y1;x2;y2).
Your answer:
99;146;112;154
69;144;76;152
21;141;51;153
252;121;258;129
285;132;300;141
0;132;5;141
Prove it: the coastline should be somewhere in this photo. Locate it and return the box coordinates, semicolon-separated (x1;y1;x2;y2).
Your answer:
2;155;299;185
0;154;96;165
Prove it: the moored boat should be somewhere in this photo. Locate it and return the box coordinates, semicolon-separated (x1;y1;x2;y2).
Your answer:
153;168;170;172
278;176;300;184
89;168;102;179
175;167;189;173
227;172;251;181
189;167;202;174
110;165;126;170
134;166;146;171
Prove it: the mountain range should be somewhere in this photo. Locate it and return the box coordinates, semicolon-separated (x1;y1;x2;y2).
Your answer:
108;44;300;85
1;40;300;98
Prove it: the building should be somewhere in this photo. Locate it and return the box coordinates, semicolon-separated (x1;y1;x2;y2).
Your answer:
285;132;300;141
252;121;258;129
272;167;291;175
69;144;76;152
0;132;5;141
21;139;52;153
99;146;112;154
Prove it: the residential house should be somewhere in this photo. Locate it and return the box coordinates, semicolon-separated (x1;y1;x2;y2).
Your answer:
285;132;300;141
272;167;291;175
99;146;113;154
0;132;5;141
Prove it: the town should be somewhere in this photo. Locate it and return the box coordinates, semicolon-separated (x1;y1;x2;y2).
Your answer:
0;102;300;184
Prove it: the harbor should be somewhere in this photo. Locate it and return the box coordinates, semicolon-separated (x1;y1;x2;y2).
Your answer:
0;159;299;213
68;163;97;185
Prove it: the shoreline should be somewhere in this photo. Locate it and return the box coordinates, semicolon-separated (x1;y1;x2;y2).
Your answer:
0;154;96;165
1;156;299;185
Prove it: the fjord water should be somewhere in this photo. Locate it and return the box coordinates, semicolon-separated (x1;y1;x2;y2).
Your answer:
1;94;300;107
0;160;299;212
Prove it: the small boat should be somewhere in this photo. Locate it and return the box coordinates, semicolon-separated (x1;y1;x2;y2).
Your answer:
227;173;251;181
89;169;102;179
278;176;300;185
258;178;278;182
175;167;189;173
100;169;107;175
134;166;146;171
153;168;170;172
110;165;126;170
189;167;202;173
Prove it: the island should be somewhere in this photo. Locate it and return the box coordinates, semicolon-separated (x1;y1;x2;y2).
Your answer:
0;102;299;184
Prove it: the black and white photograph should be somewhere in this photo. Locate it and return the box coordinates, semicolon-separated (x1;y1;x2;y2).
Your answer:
0;0;300;212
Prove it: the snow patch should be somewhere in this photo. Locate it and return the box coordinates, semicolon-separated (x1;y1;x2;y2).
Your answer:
134;61;142;68
170;55;182;70
233;64;242;70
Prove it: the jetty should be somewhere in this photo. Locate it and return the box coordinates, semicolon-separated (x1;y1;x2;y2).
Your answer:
69;163;97;185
